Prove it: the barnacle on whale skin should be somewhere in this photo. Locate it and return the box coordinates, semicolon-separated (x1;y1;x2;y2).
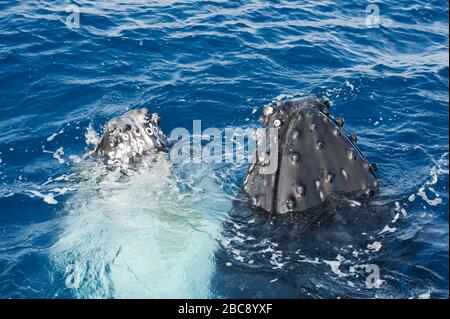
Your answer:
243;97;379;214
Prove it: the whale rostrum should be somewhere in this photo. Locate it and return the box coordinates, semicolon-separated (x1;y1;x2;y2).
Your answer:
243;97;379;214
93;108;169;163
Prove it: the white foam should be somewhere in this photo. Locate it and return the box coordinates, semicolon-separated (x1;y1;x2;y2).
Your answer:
344;79;354;91
417;186;442;206
392;213;400;223
53;147;65;164
367;241;382;252
85;124;100;146
43;147;65;164
270;278;278;283
379;225;396;234
50;159;231;298
47;129;64;142
413;151;448;207
324;255;348;278
418;291;431;299
297;255;321;265
274;93;292;101
69;155;82;163
50;187;76;196
27;190;58;205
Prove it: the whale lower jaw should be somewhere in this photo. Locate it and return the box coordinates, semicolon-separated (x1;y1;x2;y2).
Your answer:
243;97;379;214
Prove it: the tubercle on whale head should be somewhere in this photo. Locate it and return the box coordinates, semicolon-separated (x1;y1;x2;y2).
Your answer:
92;108;169;163
243;96;380;214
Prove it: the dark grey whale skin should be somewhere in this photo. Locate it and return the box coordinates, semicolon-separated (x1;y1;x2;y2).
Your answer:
243;97;379;214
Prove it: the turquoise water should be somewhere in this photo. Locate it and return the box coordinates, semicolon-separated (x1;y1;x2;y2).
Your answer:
0;0;448;298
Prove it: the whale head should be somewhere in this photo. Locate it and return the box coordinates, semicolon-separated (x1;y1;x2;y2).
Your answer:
94;108;169;164
243;97;379;214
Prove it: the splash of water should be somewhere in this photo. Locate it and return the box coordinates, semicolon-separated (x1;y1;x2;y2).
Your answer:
50;154;231;298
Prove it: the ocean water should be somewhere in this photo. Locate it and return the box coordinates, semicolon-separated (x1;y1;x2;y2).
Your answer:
0;0;448;299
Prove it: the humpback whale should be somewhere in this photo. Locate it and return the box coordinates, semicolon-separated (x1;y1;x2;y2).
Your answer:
243;97;379;214
93;96;379;215
208;98;387;298
93;108;169;164
82;96;388;298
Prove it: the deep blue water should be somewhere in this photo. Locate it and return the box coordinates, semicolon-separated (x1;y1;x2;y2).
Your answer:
0;0;448;298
